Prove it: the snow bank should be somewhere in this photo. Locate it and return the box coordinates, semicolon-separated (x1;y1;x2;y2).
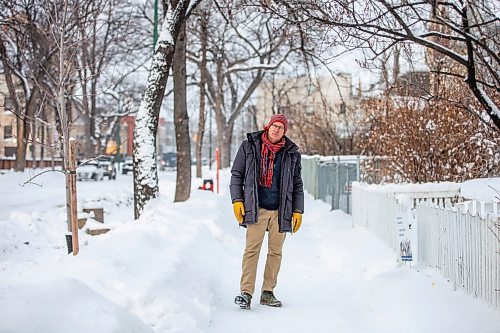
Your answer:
355;177;500;202
460;177;500;202
0;279;153;333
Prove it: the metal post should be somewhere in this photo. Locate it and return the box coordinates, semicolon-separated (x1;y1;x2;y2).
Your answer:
335;156;340;210
331;159;335;210
209;107;212;170
346;167;350;214
357;155;360;182
215;147;220;193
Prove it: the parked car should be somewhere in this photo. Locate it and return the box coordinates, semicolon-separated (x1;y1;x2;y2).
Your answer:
160;152;176;171
122;158;134;175
98;161;117;180
77;161;105;181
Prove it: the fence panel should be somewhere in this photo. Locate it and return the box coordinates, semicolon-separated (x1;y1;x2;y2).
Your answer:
353;183;499;309
417;204;500;309
302;155;360;214
301;156;319;199
336;163;359;214
309;158;499;308
352;184;402;255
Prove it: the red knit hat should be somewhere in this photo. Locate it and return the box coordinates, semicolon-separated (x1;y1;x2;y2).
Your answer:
266;114;288;133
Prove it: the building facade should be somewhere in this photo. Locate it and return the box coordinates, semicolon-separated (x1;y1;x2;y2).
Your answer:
254;73;363;155
0;74;58;163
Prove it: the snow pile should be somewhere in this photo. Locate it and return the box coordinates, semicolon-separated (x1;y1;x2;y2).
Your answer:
460;177;500;202
358;177;500;203
1;279;153;333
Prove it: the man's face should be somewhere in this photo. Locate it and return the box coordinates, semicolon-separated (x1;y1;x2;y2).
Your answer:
267;121;285;143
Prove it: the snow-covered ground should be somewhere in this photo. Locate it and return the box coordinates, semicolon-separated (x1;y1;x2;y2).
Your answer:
0;167;499;333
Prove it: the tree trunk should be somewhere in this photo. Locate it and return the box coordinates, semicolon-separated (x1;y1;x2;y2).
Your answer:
173;22;191;202
22;85;41;168
31;117;37;168
213;69;227;167
91;79;99;154
211;67;266;168
195;12;208;179
215;118;227;168
81;82;93;158
40;111;45;163
222;121;234;168
15;119;27;171
133;1;195;218
133;59;172;218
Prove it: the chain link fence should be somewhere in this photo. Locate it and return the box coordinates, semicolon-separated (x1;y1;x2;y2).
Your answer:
302;156;360;214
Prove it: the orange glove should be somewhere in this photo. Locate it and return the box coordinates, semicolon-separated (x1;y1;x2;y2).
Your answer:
292;212;302;233
233;201;245;224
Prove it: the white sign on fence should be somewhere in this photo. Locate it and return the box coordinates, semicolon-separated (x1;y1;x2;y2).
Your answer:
396;214;413;262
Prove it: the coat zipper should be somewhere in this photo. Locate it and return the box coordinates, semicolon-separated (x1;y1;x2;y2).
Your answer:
251;137;259;224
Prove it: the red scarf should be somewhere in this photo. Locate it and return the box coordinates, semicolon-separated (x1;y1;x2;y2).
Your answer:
259;131;285;188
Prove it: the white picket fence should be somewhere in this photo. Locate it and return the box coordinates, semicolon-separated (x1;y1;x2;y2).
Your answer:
352;184;404;255
352;182;500;309
418;204;500;308
352;183;462;258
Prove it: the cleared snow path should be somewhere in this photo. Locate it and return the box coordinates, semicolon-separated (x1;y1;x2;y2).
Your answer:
0;168;499;333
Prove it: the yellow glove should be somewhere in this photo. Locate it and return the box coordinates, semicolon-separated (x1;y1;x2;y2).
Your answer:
233;201;245;224
292;212;302;233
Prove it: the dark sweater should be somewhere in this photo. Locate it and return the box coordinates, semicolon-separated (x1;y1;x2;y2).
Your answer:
258;149;283;210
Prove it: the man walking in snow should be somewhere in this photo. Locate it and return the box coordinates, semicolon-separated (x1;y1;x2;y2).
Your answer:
230;114;304;309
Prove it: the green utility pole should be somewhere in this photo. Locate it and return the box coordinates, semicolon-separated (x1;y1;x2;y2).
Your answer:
153;0;159;48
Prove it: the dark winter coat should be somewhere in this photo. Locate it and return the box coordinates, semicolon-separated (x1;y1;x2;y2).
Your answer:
230;131;304;233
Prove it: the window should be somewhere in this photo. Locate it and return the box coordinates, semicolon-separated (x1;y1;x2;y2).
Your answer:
306;105;314;114
4;125;12;139
4;147;16;157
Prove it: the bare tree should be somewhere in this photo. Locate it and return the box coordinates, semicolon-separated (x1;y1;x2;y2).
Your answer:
0;0;60;171
173;20;191;202
73;0;149;158
262;0;500;131
133;0;200;218
192;5;209;179
0;0;147;170
361;84;500;183
186;2;299;168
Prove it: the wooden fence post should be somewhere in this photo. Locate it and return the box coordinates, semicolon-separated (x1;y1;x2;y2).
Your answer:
68;139;79;255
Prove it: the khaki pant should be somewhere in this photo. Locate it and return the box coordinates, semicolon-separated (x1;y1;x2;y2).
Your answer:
240;208;286;296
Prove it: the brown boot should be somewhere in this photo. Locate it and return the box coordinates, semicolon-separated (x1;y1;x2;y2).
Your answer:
260;291;282;307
